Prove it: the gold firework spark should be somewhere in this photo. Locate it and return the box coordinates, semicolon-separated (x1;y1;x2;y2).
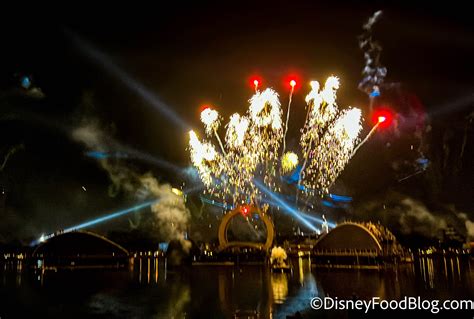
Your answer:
189;76;363;206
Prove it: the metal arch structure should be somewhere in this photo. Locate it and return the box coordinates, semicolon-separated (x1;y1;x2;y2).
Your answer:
32;230;130;256
218;206;274;252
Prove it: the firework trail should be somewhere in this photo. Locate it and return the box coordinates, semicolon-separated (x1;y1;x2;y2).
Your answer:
281;80;296;159
0;144;24;171
358;10;386;111
351;121;380;156
398;170;424;182
253;79;260;93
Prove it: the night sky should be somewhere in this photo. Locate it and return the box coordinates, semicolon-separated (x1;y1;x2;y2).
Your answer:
0;2;473;245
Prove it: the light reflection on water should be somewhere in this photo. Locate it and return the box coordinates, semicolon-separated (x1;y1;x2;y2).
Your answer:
0;256;472;318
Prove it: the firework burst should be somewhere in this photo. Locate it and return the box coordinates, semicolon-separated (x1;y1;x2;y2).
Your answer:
189;77;363;206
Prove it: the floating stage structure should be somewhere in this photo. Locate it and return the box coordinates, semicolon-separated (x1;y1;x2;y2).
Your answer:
312;222;412;268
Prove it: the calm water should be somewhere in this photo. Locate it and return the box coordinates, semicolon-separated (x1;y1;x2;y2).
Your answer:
0;256;473;318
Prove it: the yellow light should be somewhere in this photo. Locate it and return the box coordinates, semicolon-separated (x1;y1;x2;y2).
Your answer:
171;188;183;196
281;152;299;174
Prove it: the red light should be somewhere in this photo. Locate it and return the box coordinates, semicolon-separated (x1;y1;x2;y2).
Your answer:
283;73;301;91
249;75;263;90
241;206;249;216
200;104;211;112
372;108;394;128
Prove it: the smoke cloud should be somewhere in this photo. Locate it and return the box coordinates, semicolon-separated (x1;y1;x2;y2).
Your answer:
397;198;447;236
72;119;191;250
457;213;474;239
466;220;474;238
140;174;191;252
358;10;387;96
72;121;139;196
355;192;473;240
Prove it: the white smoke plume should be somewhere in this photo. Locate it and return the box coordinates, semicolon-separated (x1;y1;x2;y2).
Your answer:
466;221;474;239
357;192;473;241
72;121;139;196
72;120;191;250
140;174;191;252
457;213;474;239
72;121;107;150
397;198;447;236
358;10;387;97
357;193;447;238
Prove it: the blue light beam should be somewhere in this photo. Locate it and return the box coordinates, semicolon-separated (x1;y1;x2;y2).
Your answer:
64;29;190;130
261;197;336;228
30;199;159;246
301;212;337;228
199;196;235;210
85;149;184;175
63;199;159;233
254;180;318;232
328;193;352;203
32;185;203;246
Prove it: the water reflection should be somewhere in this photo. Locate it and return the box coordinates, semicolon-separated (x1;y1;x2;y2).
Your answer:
276;260;319;318
298;257;304;285
0;256;472;318
271;273;288;304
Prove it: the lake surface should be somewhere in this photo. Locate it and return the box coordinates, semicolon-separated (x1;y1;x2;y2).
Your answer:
1;256;473;318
